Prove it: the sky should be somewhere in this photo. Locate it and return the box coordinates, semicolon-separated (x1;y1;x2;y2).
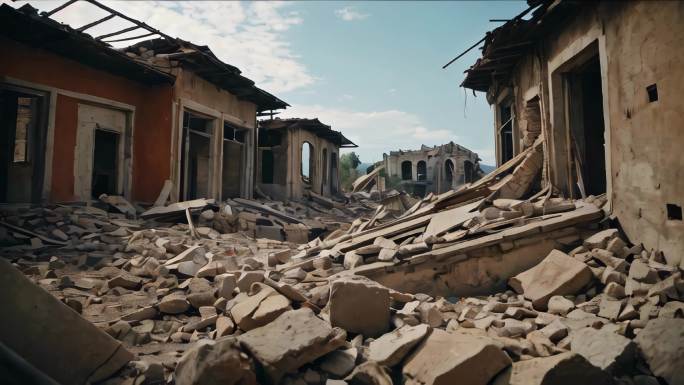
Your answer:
7;1;528;165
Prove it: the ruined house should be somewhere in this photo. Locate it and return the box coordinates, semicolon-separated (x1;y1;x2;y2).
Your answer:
257;118;357;201
0;2;287;205
382;142;481;196
459;0;684;263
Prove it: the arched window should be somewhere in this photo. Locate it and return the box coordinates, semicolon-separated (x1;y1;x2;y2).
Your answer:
301;142;313;183
417;160;427;181
401;160;412;180
445;159;454;185
464;160;474;183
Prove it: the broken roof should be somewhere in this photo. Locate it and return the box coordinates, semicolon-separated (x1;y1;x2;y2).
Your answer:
259;118;358;148
0;4;174;85
460;0;580;93
0;1;288;111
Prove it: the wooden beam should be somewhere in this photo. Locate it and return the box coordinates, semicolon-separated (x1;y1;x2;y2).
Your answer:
96;25;139;40
76;13;115;32
103;32;155;43
42;0;78;17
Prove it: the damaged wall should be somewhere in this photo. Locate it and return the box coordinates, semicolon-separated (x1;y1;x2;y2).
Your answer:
482;1;684;264
0;36;173;203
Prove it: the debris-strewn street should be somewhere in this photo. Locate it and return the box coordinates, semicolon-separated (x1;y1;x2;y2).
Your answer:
1;0;683;384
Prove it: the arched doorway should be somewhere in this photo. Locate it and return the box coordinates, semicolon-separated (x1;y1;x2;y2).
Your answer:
416;160;427;181
401;160;412;180
301;142;313;183
463;160;474;183
444;159;454;187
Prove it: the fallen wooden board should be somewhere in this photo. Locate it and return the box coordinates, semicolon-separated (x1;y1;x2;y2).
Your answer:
351;165;384;193
0;259;133;384
0;221;67;246
423;199;483;238
140;198;214;220
232;198;302;224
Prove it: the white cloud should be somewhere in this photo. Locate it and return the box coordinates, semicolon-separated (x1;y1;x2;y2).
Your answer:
388;88;397;94
280;105;458;163
334;7;369;21
7;0;313;93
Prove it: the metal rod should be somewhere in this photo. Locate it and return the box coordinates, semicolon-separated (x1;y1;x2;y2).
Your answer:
103;32;155;43
76;13;115;32
42;0;78;17
442;35;487;69
96;25;139;40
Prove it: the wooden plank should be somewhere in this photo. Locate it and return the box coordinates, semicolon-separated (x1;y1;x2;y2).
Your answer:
339;214;433;253
140;198;213;220
232;198;302;224
423;199;483;238
0;221;67;246
153;180;173;207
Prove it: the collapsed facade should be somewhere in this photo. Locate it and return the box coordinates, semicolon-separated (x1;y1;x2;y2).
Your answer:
0;2;287;205
382;142;481;196
460;0;684;264
257;118;357;201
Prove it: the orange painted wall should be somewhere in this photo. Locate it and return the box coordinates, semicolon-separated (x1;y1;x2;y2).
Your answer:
0;36;174;203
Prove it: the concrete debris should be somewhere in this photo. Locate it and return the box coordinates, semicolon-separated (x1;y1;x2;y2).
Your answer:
1;190;681;385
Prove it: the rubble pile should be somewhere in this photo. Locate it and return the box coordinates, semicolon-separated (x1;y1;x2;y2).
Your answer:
1;145;682;385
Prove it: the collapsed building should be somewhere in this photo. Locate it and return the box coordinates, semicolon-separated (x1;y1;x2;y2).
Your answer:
382;142;482;196
257;118;357;201
1;1;683;385
0;1;287;205
457;0;684;263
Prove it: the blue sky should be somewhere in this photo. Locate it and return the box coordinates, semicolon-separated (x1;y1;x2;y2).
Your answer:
8;1;528;164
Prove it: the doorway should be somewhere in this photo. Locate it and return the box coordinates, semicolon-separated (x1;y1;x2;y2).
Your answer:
401;160;412;180
222;122;245;199
91;129;120;197
0;86;48;203
566;55;606;197
180;110;214;200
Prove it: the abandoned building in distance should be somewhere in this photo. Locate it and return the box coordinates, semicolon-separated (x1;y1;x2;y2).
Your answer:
382;142;481;196
460;0;684;262
257;118;357;201
0;3;287;205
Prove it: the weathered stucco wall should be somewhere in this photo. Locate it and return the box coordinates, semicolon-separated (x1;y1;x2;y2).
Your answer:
0;36;173;203
488;1;684;264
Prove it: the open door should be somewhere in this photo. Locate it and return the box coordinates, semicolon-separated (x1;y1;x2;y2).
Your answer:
0;85;48;203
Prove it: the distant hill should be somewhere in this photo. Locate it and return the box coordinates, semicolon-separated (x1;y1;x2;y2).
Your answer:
357;162;374;174
480;164;496;174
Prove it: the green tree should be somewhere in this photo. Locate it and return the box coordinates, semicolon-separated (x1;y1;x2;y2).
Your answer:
339;152;362;191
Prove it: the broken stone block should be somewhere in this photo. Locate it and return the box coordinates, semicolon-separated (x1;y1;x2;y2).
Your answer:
647;272;681;301
320;348;358;378
547;296;574;316
238;308;347;384
491;352;613;385
634;318;684;385
329;276;390;337
628;260;658;283
570;327;636;375
417;302;443;327
231;283;291;331
403;329;511;385
107;274;142;290
583;229;618;249
598;299;623;321
216;316;235;337
509;250;593;310
345;361;392;385
175;338;257;385
196;261;227;278
158;292;190;314
121;306;158;322
237;271;264;293
539;319;567;343
659;300;684;318
368;324;430;367
216;273;237;299
604;282;626;299
343;251;363;269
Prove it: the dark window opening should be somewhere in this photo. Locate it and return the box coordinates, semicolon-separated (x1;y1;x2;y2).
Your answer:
224;122;246;143
416;160;427;181
445;159;454;185
499;103;514;164
261;150;274;183
258;128;281;147
647;84;658;103
91;130;119;198
464;160;475;183
330;154;338;194
401;160;412;180
667;203;682;221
